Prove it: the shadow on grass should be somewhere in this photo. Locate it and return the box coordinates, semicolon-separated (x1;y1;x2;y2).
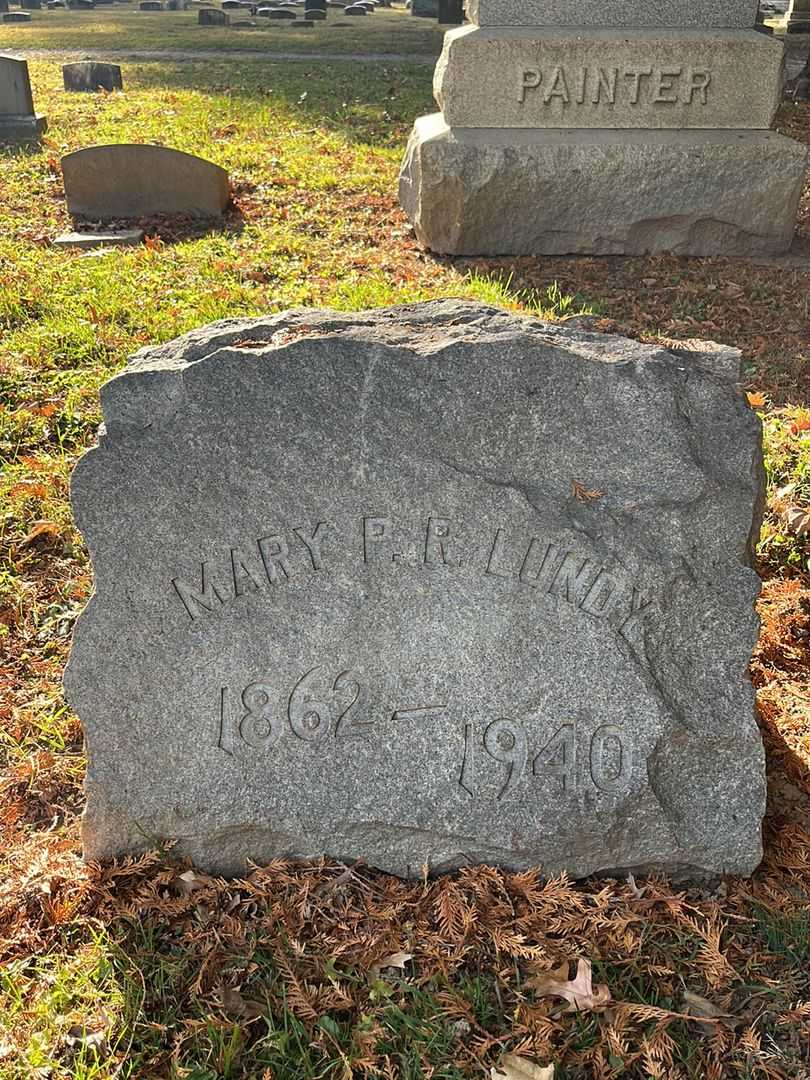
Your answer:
122;56;435;149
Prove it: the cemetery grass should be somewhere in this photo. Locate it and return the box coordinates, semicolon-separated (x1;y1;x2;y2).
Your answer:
0;6;445;58
0;57;809;1080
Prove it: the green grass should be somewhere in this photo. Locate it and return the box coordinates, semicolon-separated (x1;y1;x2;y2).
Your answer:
0;3;445;56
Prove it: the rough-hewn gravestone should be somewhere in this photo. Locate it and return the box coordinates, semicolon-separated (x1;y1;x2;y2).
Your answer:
65;301;767;880
0;56;47;142
61;144;229;218
63;62;124;93
400;1;808;255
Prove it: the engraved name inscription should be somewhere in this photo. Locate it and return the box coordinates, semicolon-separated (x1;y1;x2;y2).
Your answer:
172;515;659;653
517;66;711;106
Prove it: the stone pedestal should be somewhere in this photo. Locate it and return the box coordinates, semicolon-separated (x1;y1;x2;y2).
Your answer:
399;1;808;255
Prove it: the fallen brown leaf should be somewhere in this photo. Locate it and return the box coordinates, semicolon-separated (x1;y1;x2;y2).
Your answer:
491;1054;554;1080
369;950;413;981
19;520;61;547
218;984;264;1021
526;958;611;1013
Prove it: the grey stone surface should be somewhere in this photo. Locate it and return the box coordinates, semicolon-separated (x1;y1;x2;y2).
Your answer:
63;61;123;93
412;0;438;14
465;0;759;27
65;300;767;881
434;27;783;129
2;12;33;21
399;115;807;255
61;144;229;218
53;229;143;249
0;55;46;141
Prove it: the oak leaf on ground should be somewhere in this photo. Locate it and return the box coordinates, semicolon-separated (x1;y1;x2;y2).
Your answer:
491;1054;554;1080
526;958;611;1013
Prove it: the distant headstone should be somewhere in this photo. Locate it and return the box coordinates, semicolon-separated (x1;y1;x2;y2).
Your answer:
63;62;124;93
47;1;67;7
344;4;367;11
139;0;163;8
0;55;47;141
268;7;296;15
61;144;230;218
304;6;325;15
69;0;96;7
167;0;189;9
221;0;240;7
3;11;33;20
65;302;768;881
306;0;325;9
411;0;437;13
438;0;462;21
21;0;43;10
199;6;229;21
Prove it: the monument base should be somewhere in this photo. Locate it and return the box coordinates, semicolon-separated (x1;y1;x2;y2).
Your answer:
0;113;47;143
399;114;808;256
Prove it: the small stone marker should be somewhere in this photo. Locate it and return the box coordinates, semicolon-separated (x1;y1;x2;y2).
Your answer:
61;144;229;218
199;6;230;21
344;4;367;12
438;0;463;23
53;228;144;249
66;301;767;880
63;62;124;93
3;11;33;20
304;7;324;15
411;0;437;14
139;1;163;9
400;0;808;255
0;55;47;142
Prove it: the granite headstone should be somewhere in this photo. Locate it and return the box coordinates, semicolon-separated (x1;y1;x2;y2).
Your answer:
0;55;47;141
61;144;230;218
65;301;767;880
63;62;124;93
400;0;807;254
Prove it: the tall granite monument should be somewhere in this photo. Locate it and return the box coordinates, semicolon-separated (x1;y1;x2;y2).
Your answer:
399;0;808;255
65;302;767;880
